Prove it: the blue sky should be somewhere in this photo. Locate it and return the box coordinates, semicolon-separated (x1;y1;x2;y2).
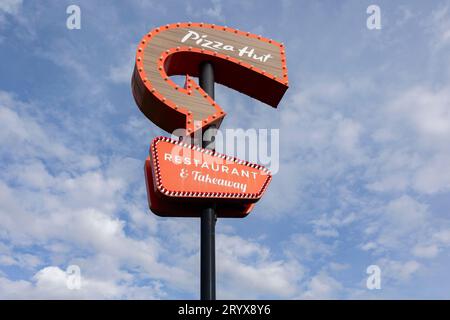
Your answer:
1;0;450;299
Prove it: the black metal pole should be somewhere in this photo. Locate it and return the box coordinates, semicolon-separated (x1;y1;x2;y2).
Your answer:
199;61;216;300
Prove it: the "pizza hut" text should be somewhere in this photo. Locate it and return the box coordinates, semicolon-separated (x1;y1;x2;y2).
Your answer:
181;30;273;63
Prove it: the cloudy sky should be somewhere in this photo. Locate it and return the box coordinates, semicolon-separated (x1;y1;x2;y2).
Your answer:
1;0;450;299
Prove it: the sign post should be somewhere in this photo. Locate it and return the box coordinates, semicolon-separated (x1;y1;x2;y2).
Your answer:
199;61;216;300
132;22;289;300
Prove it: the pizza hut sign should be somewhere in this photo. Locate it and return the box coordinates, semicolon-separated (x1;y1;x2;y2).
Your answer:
132;22;289;218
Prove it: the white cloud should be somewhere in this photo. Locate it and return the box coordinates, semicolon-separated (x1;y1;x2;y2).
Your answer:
107;44;136;84
0;93;72;160
216;234;304;299
0;0;22;15
377;259;421;283
0;255;16;266
361;242;377;252
186;0;225;23
384;196;428;231
366;84;450;195
389;86;450;142
300;272;342;299
428;4;450;50
311;211;357;239
410;228;450;259
375;195;429;250
412;244;439;259
434;229;450;245
334;116;363;154
109;63;133;84
0;266;165;299
329;262;350;271
284;233;334;261
413;155;450;194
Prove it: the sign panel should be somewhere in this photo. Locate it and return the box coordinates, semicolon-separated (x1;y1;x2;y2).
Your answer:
145;158;255;218
132;22;289;136
148;136;271;203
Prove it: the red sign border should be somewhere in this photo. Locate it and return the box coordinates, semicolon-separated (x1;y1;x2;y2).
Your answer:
150;136;272;201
